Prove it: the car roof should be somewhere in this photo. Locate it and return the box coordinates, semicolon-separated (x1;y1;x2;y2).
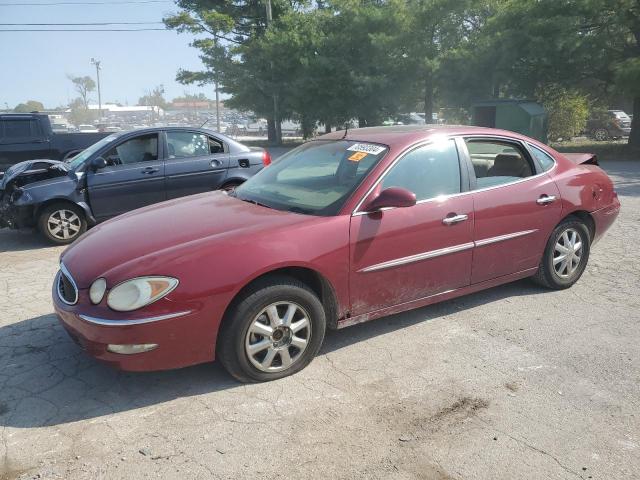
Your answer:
317;125;531;151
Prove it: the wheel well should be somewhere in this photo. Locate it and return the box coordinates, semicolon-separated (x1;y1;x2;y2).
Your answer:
34;199;84;222
222;179;245;188
224;267;340;330
564;210;595;241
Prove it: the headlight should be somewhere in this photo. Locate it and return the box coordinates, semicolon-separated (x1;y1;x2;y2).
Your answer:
107;276;179;312
89;278;107;304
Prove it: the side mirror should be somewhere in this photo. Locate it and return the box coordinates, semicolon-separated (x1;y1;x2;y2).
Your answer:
362;187;416;212
90;156;107;172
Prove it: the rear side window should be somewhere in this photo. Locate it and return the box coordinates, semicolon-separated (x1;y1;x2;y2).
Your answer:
166;131;224;158
529;145;555;172
466;139;534;189
381;140;461;201
1;119;42;139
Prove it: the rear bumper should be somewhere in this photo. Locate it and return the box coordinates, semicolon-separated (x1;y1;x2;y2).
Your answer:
53;280;219;371
591;197;621;245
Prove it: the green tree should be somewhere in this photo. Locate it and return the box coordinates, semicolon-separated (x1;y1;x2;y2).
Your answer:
14;100;45;112
68;75;96;109
68;97;98;126
138;85;168;109
536;85;589;141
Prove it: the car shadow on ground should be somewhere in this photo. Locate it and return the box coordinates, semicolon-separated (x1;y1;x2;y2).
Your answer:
0;279;546;429
0;229;53;253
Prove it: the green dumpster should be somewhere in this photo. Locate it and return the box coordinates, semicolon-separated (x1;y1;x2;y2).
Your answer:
471;100;548;143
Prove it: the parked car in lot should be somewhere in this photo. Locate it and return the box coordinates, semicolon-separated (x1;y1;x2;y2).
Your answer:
586;110;632;141
0;127;270;244
53;125;620;382
0;113;110;169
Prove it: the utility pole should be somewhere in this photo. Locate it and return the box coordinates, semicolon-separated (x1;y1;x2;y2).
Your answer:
265;0;280;144
91;58;102;119
215;81;221;132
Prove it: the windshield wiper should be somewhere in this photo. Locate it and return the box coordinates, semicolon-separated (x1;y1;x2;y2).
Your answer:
239;197;273;209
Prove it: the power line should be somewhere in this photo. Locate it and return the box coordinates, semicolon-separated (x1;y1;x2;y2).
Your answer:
0;22;164;25
0;1;171;6
0;28;168;31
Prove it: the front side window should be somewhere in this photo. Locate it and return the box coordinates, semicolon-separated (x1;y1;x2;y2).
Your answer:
166;131;223;158
234;140;387;215
529;144;555;172
466;139;534;189
103;134;158;166
381;140;461;201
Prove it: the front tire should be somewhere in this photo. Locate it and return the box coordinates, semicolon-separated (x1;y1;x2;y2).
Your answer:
38;203;87;245
216;275;326;383
532;217;591;290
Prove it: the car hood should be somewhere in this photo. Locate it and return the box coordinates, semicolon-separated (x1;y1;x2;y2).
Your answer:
0;159;68;190
61;191;319;287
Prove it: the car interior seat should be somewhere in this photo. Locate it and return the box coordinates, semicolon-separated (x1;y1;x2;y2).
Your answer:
487;153;532;178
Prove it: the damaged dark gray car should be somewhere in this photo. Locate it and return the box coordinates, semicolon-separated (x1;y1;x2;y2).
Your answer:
0;127;269;244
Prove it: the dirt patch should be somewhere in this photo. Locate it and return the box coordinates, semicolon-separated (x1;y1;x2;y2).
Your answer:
504;381;519;392
430;396;489;422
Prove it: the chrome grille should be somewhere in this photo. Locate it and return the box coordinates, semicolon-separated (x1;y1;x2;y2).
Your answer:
57;264;78;305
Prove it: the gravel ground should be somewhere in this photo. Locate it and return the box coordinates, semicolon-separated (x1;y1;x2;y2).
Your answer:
0;160;638;480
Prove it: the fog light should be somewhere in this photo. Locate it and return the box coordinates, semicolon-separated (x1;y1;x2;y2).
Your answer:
107;343;158;355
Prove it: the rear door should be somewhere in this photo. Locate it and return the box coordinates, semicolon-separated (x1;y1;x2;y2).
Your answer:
349;138;474;315
462;137;562;284
164;130;230;199
86;132;165;220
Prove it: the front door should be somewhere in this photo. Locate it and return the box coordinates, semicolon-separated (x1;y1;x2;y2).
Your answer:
87;132;165;220
164;130;230;199
463;137;562;284
349;139;474;315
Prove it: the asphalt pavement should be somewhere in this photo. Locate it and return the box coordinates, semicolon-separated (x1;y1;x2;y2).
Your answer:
0;159;638;479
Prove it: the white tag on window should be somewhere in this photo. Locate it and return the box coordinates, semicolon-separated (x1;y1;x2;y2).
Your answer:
346;143;386;155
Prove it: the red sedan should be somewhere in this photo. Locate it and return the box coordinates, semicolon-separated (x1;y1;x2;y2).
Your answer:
53;126;620;382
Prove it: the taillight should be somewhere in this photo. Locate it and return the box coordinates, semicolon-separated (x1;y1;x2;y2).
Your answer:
262;150;272;166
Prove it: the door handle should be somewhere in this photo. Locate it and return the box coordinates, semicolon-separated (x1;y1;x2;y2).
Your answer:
536;195;557;205
442;214;468;225
141;167;159;174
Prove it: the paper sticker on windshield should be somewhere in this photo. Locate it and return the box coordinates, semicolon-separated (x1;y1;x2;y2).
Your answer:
347;143;386;155
348;151;368;162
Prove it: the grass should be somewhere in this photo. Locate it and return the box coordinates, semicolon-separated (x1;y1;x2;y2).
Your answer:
552;138;640;162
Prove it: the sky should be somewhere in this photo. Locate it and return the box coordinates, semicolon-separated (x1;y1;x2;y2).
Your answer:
0;0;215;109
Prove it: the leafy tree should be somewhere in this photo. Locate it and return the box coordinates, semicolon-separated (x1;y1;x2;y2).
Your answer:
14;100;45;113
68;98;98;126
68;76;96;109
138;85;168;109
536;85;589;141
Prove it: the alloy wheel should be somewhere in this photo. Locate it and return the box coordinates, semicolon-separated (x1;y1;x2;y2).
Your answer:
553;228;583;278
47;209;81;241
244;301;311;373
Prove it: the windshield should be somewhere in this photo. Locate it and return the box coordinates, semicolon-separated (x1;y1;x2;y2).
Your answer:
234;140;388;216
66;134;119;170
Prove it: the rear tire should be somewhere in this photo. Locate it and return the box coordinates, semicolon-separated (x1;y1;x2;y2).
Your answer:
592;128;609;141
38;202;87;245
532;217;590;290
216;275;326;383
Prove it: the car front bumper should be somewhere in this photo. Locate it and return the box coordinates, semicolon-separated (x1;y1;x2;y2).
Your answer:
52;278;219;372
